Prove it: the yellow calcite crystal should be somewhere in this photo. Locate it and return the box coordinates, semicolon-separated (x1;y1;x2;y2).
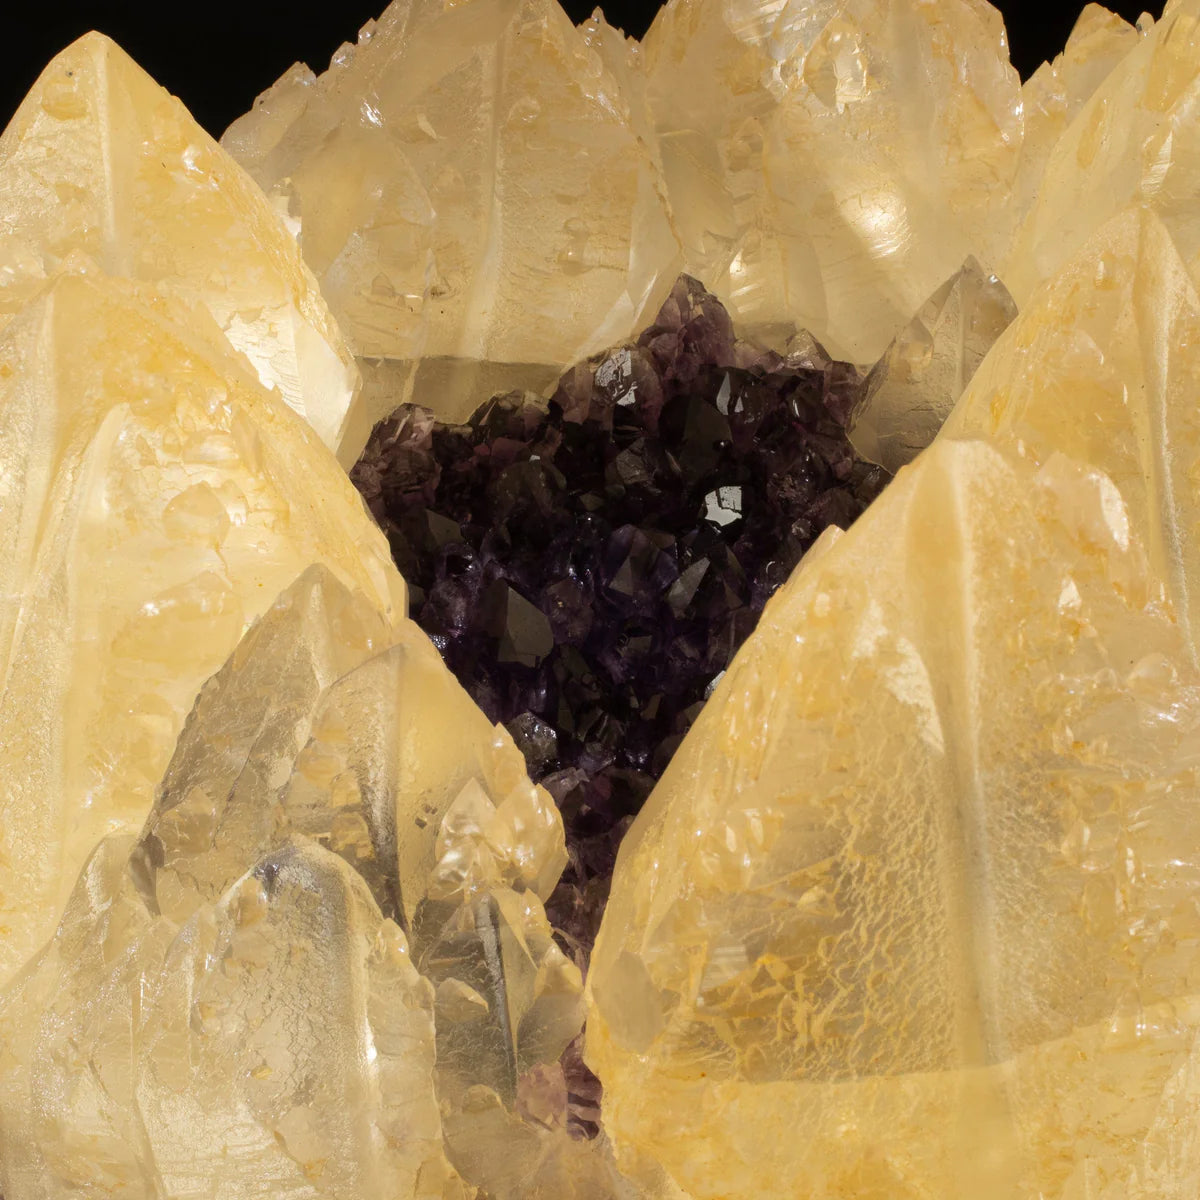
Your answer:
1010;4;1145;226
222;0;681;423
588;433;1200;1198
0;270;401;990
641;0;1023;362
1002;0;1200;303
0;33;367;462
948;205;1200;658
0;565;604;1198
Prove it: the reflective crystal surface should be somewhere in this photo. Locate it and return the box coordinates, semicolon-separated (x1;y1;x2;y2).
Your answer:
0;34;366;462
588;430;1200;1199
0;272;401;991
223;0;682;425
642;0;1023;363
849;257;1017;473
1002;0;1200;303
0;565;605;1198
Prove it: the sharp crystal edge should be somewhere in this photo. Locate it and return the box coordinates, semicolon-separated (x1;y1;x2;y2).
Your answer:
0;33;369;465
0;270;403;994
587;200;1200;1196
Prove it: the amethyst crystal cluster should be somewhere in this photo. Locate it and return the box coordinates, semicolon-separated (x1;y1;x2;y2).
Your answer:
352;277;888;967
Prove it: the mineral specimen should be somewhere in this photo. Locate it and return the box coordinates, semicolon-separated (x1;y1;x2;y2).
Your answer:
352;276;888;968
848;257;1017;473
588;431;1200;1199
222;0;681;425
1008;3;1145;228
0;270;401;991
0;33;367;462
0;565;590;1198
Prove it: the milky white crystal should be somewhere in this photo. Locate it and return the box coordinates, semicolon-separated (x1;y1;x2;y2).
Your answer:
0;33;367;462
223;0;682;424
0;270;401;990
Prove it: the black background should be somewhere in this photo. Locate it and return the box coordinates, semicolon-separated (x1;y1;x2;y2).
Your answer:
1;0;1157;137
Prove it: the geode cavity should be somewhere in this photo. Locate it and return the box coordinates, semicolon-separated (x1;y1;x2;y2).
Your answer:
352;276;889;965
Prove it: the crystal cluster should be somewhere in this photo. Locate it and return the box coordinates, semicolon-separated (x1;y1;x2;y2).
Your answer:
5;0;1200;1198
222;0;1033;414
0;567;591;1197
224;0;681;425
352;275;887;967
0;268;401;992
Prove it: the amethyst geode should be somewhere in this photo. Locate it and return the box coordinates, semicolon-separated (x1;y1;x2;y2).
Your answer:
352;277;888;968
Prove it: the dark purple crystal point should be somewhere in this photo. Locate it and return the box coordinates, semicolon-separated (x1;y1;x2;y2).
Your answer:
353;276;888;970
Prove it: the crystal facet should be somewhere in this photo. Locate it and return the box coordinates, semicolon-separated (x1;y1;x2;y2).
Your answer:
588;432;1200;1198
223;0;682;424
0;272;401;990
0;34;366;462
0;565;596;1198
849;257;1017;472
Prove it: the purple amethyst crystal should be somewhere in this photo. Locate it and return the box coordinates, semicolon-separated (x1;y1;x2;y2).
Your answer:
353;278;888;973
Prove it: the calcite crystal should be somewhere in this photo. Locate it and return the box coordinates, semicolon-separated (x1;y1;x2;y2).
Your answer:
641;0;1023;362
949;205;1200;658
1002;0;1200;303
222;0;681;424
1009;4;1145;227
352;276;887;971
0;271;401;990
0;33;366;462
0;565;597;1198
588;431;1200;1199
224;0;1030;405
848;257;1017;472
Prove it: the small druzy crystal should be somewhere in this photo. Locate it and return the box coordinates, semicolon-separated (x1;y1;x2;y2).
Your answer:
352;276;888;968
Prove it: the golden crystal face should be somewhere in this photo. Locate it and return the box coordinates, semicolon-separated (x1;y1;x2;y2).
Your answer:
1003;0;1200;304
642;0;1023;363
0;565;609;1195
0;270;402;990
0;34;368;464
7;1;1200;1197
223;0;683;424
587;432;1200;1198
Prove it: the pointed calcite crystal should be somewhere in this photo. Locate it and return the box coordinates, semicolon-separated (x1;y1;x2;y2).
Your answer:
641;0;1023;362
1002;0;1200;303
0;33;367;462
587;431;1200;1198
1010;4;1145;227
0;270;401;990
222;0;682;423
0;565;627;1198
849;257;1017;472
